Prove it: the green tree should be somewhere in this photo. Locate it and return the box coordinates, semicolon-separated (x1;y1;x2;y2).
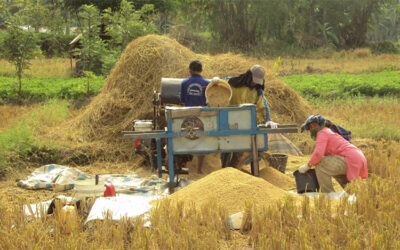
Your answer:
64;0;173;12
103;0;158;50
368;0;400;42
65;0;122;11
176;0;395;51
77;4;106;74
2;25;40;98
25;0;50;32
0;1;11;24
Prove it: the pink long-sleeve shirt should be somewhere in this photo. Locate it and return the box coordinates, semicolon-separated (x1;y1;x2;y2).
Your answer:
308;127;368;180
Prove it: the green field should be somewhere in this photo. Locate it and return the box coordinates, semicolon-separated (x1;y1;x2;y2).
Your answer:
281;71;400;99
0;76;105;102
1;71;399;102
5;73;399;101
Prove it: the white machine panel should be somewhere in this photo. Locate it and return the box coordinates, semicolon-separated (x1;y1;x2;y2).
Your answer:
167;105;267;153
218;134;265;150
173;136;218;152
228;110;252;130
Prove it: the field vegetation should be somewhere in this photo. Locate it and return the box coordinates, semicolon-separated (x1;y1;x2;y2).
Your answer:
1;53;399;79
0;55;399;103
313;97;400;141
1;0;400;248
0;142;399;249
0;91;399;248
282;71;400;98
0;75;104;102
0;100;70;177
0;58;74;78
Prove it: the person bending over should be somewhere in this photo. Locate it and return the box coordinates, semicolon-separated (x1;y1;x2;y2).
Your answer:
298;114;368;193
221;65;278;168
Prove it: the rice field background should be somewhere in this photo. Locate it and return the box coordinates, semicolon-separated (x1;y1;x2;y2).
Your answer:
0;53;399;249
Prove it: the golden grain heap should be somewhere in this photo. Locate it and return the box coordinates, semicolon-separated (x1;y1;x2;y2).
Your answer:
71;35;311;142
169;167;287;214
258;166;295;190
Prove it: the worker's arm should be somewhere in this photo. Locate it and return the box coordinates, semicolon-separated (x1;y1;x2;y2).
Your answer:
256;89;271;122
308;129;329;166
256;89;280;130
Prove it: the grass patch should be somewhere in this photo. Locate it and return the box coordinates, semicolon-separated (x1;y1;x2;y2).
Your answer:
1;138;400;249
281;71;400;99
0;100;70;177
0;58;74;78
312;97;400;141
1;55;399;79
0;76;105;102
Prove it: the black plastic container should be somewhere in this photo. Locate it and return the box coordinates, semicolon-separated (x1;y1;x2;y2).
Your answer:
293;169;320;193
267;153;288;173
160;78;183;105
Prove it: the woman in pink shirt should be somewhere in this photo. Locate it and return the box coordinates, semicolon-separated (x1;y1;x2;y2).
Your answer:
298;115;368;193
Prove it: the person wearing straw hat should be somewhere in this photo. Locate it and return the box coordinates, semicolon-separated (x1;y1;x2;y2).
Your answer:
221;65;279;168
180;60;210;174
298;114;368;193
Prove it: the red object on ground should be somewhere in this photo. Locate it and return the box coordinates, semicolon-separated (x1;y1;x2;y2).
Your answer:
134;138;142;149
104;183;116;197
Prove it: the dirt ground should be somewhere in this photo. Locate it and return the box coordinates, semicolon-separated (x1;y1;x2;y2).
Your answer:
0;153;345;250
0;153;343;208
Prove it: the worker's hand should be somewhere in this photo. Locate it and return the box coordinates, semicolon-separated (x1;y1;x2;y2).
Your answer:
298;164;310;174
265;121;279;129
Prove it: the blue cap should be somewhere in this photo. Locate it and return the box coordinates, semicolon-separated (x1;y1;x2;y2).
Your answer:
300;114;325;132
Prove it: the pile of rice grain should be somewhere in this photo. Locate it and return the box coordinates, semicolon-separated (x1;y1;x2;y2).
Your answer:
169;167;287;214
258;166;295;190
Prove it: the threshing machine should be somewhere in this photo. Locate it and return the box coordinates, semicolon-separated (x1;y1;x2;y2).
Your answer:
122;78;298;192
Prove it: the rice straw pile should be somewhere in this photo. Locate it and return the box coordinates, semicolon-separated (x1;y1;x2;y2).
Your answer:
169;167;287;214
68;34;311;149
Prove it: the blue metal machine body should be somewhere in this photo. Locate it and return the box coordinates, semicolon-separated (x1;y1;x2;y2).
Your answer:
123;104;297;191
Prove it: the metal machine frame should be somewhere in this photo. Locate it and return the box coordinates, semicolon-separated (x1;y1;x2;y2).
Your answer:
123;104;297;192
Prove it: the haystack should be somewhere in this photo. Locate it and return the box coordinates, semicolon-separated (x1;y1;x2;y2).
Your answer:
71;34;311;142
169;167;288;214
71;35;195;141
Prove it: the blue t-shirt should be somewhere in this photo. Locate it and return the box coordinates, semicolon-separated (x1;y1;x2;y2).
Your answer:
180;75;210;107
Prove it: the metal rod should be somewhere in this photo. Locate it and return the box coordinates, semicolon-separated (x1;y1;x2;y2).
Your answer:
251;135;259;177
156;139;162;178
153;90;156;130
122;128;298;140
167;138;175;193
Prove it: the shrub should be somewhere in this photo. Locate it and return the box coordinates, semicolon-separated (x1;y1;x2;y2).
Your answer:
0;100;70;177
370;41;399;55
347;48;372;58
35;33;75;58
282;71;400;99
169;24;213;53
0;30;7;57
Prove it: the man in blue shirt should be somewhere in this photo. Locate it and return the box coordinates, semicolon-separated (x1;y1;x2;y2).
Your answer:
180;60;210;174
180;60;210;107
